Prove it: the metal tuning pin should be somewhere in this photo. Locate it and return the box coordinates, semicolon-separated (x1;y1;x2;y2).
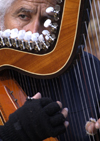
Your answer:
17;30;26;50
45;34;56;42
2;29;12;47
57;0;63;4
54;5;60;21
31;33;40;51
42;30;55;43
39;34;49;49
24;31;32;50
46;6;60;21
0;28;52;52
10;28;19;48
0;31;5;46
42;30;50;47
42;30;50;36
44;19;58;31
46;7;54;13
44;19;52;28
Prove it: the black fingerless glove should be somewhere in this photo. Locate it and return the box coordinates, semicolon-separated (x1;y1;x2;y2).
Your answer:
0;97;66;141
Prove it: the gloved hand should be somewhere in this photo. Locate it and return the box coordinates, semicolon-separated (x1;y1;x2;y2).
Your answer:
0;96;67;141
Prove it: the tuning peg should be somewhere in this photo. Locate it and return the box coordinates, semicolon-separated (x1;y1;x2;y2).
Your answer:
2;29;12;46
23;31;33;50
31;33;40;51
31;33;39;42
42;30;55;42
18;30;26;40
57;0;63;3
0;31;3;37
10;28;19;48
44;19;58;31
0;31;4;46
46;6;60;14
55;5;60;13
46;7;54;13
42;30;50;36
17;30;26;50
2;29;11;37
10;28;19;38
24;31;32;41
44;19;51;28
45;34;56;42
46;6;60;21
39;34;49;49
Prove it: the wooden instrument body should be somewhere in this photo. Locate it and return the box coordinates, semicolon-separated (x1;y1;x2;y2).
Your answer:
0;0;82;78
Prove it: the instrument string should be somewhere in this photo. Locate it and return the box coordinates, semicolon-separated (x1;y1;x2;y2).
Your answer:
73;61;93;141
39;79;48;97
51;77;68;141
68;69;85;141
52;78;62;101
83;30;100;139
83;34;99;120
16;71;26;95
45;79;52;98
29;76;36;96
80;49;100;141
84;21;100;114
9;70;23;106
15;71;28;96
24;75;33;96
61;73;77;141
32;78;38;94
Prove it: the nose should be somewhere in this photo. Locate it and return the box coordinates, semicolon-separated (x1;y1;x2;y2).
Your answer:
23;17;40;33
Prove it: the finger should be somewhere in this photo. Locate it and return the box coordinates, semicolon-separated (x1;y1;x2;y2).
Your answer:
45;102;61;116
50;113;66;127
32;92;41;99
56;101;62;109
41;97;53;107
95;118;100;129
53;125;66;137
85;121;97;135
61;108;68;118
64;121;69;128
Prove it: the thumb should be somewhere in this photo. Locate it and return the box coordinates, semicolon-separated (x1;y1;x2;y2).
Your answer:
32;92;42;99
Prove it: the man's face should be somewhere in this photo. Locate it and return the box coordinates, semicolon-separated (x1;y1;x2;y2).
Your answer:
4;0;57;33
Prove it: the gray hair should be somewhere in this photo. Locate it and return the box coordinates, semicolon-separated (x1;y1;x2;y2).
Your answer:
0;0;15;30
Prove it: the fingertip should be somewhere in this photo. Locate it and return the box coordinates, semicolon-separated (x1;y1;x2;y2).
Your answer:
37;92;42;98
64;121;69;128
32;92;42;99
64;108;68;113
95;122;100;129
61;108;68;118
56;101;62;109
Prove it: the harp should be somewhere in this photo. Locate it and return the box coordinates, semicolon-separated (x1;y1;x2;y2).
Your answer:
0;0;100;141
